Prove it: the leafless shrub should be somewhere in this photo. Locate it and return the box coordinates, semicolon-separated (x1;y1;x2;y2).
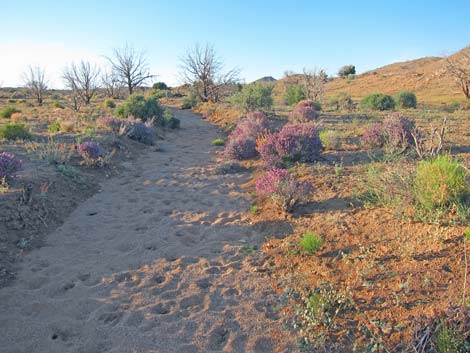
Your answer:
63;61;100;105
411;118;447;160
302;67;328;102
23;66;48;105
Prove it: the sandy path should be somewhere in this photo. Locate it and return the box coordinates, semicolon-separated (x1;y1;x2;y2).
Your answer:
0;109;296;353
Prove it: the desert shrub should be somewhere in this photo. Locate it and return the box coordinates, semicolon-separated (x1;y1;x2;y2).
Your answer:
361;113;415;154
214;161;246;174
396;91;417;109
26;139;74;165
103;99;116;109
51;101;64;109
257;123;322;167
246;111;269;125
414;155;467;210
329;93;355;111
181;92;199;109
0;107;20;119
48;122;61;134
0;152;22;183
120;119;155;145
319;130;342;150
360;93;395;111
97;116;123;133
231;83;273;112
57;164;79;178
161;109;180;129
153;82;168;90
288;100;320;123
60;121;75;133
223;117;268;160
77;141;113;167
338;65;356;78
300;232;323;254
115;94;162;122
0;123;32;140
211;138;225;146
285;84;305;105
442;102;461;113
255;167;313;212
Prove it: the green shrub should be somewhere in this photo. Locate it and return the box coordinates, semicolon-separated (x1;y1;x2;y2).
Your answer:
51;101;64;109
211;138;226;146
161;108;180;129
0;107;20;119
7;99;16;104
231;83;273;112
338;65;356;78
329;93;354;111
300;232;323;254
414;155;467;210
181;92;199;109
114;94;162;122
319;130;342;150
360;93;396;111
47;122;61;134
103;99;116;109
396;91;417;109
285;84;305;105
0;123;32;140
153;82;168;90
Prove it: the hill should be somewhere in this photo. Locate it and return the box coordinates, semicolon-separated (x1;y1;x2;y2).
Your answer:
273;47;470;106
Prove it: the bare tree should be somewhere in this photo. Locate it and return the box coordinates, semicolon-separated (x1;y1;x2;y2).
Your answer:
445;47;470;100
179;43;240;103
302;67;328;102
101;68;124;98
62;61;100;105
107;44;154;95
23;66;48;105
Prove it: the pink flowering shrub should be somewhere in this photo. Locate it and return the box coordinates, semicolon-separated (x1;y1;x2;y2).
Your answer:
288;100;320;123
77;142;103;160
246;111;269;126
361;113;415;154
257;123;322;167
0;152;22;184
223;115;268;160
255;167;313;212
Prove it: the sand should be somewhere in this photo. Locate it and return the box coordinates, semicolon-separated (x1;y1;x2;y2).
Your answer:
0;108;297;353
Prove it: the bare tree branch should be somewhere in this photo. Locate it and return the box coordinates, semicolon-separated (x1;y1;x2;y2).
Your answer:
63;61;100;105
101;68;124;99
23;66;48;105
179;43;240;103
107;44;154;95
302;67;328;102
445;47;470;100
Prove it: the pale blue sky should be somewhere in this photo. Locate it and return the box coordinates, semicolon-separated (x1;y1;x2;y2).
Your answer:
1;0;469;87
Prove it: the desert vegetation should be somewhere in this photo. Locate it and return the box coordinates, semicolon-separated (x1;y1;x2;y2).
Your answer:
3;29;470;353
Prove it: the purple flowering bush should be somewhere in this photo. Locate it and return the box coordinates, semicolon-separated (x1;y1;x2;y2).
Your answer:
77;141;103;160
257;123;323;167
223;116;268;160
0;152;23;184
255;167;314;212
362;113;415;154
288;100;320;123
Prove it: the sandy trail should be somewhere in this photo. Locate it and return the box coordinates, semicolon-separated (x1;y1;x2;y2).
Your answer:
0;109;296;353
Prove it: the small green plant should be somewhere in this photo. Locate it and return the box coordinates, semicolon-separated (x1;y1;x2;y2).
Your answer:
231;82;273;112
161;108;180;129
319;130;342;150
396;91;417;109
0;123;32;140
434;321;465;353
300;232;323;254
51;101;64;109
57;164;79;178
0;107;20;119
414;155;467;210
26;139;75;165
103;98;116;109
250;205;259;214
47;122;61;134
360;93;395;111
211;138;226;146
285;84;305;105
114;94;162;122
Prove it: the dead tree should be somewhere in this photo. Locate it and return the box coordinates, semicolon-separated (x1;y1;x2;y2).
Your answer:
107;44;154;95
179;43;240;103
62;61;100;105
411;118;447;159
445;47;470;101
302;67;328;102
23;66;48;105
102;69;124;99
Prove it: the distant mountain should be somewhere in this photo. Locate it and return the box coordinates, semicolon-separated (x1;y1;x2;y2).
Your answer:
252;76;277;84
273;47;470;105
